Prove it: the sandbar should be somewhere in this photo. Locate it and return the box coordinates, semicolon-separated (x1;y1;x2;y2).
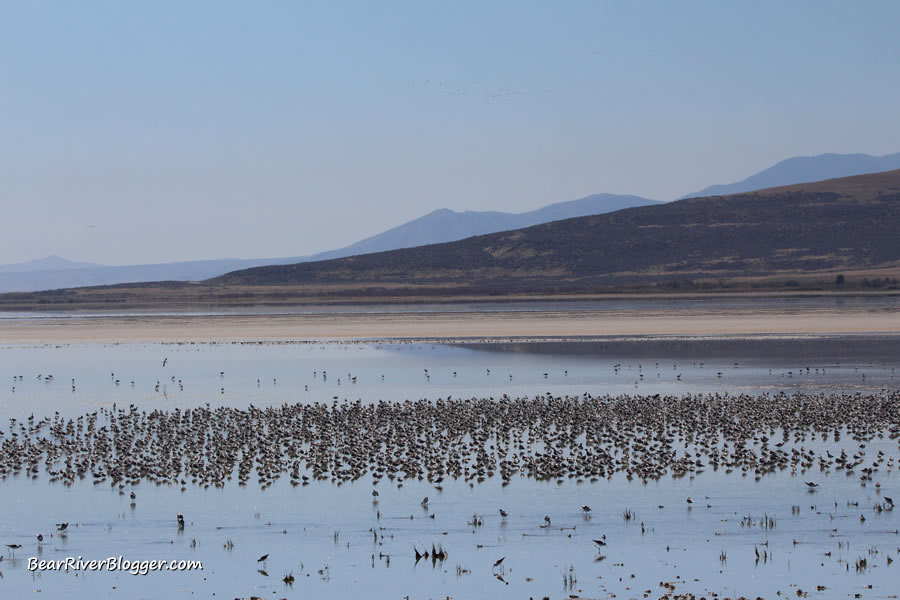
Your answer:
2;305;898;344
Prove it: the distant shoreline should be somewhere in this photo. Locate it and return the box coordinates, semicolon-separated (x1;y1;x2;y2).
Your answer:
1;298;897;344
1;286;898;313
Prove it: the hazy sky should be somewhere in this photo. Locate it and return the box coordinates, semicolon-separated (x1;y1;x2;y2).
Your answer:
2;1;899;266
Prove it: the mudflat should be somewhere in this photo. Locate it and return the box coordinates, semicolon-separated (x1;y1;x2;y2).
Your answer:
2;304;898;343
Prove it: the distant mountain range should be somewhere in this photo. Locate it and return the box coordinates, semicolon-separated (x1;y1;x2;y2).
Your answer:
0;255;103;273
2;151;898;293
310;193;660;261
5;169;897;310
0;194;658;293
209;169;900;293
0;256;308;294
681;152;900;198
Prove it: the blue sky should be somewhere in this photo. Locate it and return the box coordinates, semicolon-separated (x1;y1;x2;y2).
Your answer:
2;1;899;265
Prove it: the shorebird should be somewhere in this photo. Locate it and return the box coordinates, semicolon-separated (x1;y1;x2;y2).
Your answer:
499;509;508;519
257;554;269;565
493;556;505;568
6;545;21;556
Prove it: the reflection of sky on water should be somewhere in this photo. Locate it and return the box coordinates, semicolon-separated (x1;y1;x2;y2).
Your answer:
1;447;897;599
1;337;897;420
0;337;898;598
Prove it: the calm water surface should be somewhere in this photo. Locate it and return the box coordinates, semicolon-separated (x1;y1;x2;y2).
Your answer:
0;336;898;599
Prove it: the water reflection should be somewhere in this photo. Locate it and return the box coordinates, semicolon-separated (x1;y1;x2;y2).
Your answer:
1;337;897;420
0;336;898;599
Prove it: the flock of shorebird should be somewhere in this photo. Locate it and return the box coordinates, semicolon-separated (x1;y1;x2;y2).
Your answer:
1;368;898;597
0;390;897;492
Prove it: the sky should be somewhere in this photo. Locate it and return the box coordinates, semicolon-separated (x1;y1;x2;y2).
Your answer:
2;1;900;266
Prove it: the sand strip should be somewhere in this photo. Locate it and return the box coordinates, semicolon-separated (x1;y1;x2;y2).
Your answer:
1;308;898;344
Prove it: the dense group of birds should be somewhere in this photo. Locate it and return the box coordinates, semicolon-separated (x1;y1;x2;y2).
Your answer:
1;391;898;490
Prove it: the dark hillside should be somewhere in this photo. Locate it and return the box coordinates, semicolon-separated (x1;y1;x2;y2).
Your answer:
212;170;900;288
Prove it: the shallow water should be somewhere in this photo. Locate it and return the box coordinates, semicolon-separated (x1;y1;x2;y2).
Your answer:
1;446;898;599
1;336;899;599
1;337;897;420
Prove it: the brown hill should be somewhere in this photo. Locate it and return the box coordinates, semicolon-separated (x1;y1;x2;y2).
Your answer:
210;169;900;290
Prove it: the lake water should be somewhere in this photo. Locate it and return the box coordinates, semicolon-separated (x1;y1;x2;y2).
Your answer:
1;335;898;599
